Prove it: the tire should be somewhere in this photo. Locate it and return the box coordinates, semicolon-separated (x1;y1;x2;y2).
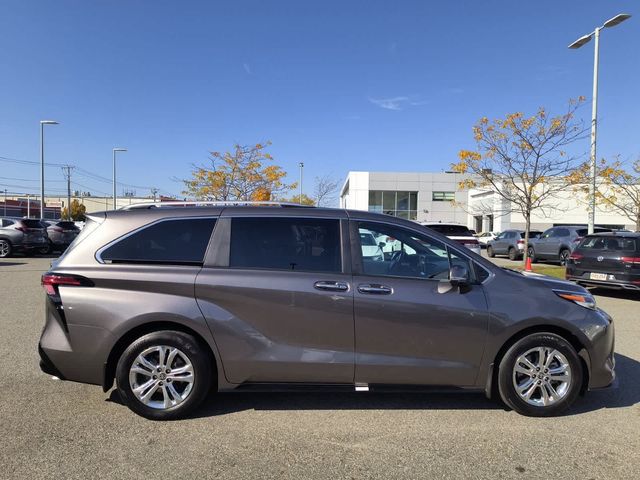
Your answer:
38;242;52;255
527;247;537;263
116;330;213;420
559;249;570;266
487;245;495;258
508;247;517;261
0;239;12;258
497;332;583;417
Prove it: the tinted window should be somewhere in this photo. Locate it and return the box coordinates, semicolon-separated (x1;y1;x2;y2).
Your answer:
579;236;638;252
21;219;45;229
101;218;216;264
553;228;570;237
530;231;543;239
358;222;465;281
426;224;473;236
57;221;78;229
229;217;341;272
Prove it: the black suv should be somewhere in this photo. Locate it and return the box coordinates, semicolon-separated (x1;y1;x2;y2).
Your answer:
566;232;640;291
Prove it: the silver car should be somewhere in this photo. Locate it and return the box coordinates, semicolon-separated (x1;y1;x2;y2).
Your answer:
0;217;49;258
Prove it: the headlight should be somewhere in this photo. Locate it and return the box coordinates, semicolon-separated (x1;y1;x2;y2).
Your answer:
554;290;596;310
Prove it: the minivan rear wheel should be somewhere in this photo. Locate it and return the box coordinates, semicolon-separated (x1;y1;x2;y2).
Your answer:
115;330;212;420
497;333;582;417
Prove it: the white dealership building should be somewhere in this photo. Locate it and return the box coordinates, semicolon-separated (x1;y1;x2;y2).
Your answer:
340;171;638;232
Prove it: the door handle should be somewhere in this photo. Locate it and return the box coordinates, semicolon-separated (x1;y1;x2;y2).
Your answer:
358;284;393;295
314;281;350;292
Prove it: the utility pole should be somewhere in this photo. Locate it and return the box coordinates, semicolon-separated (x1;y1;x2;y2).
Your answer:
61;165;74;220
298;162;304;204
151;187;159;202
27;193;30;218
3;189;6;216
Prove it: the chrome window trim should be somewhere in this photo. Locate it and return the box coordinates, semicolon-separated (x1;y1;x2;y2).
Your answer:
95;216;217;265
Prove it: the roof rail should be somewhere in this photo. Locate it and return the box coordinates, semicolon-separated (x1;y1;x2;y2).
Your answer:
119;201;315;211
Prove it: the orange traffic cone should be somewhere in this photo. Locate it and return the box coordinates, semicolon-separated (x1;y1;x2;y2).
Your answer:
525;257;533;272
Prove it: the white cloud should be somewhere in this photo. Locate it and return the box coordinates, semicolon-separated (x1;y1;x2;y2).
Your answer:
368;96;409;111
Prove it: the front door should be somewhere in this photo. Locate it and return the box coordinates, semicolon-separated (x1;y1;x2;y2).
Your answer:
195;215;354;384
351;220;489;387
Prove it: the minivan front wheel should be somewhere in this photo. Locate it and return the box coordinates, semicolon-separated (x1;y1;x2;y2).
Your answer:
497;333;582;417
116;330;212;420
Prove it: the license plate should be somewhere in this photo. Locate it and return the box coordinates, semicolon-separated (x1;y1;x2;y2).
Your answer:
590;273;607;281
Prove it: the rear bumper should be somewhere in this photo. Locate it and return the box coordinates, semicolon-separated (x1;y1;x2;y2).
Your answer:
567;274;640;291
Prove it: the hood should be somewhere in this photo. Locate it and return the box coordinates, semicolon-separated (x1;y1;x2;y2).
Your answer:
503;268;588;293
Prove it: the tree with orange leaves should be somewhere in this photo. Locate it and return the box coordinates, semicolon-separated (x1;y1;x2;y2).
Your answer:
451;98;588;263
182;142;296;201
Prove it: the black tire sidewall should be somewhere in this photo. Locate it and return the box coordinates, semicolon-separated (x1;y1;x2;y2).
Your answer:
498;333;583;417
508;248;516;260
560;249;570;265
487;246;494;257
115;330;212;420
528;247;536;263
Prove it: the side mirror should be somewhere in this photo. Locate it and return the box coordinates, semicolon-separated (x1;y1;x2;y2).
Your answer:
449;264;470;287
378;242;386;249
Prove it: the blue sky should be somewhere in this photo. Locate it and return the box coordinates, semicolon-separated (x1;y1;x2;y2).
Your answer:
0;1;638;201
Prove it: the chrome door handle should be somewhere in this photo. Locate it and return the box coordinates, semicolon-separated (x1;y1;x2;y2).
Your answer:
358;284;393;295
314;281;350;292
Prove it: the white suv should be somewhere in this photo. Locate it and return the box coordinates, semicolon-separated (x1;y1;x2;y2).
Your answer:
420;222;482;256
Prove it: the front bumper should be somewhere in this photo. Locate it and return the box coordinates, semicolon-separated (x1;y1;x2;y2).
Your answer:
584;308;616;390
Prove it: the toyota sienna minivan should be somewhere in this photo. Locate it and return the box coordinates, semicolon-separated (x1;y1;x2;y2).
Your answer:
38;203;615;420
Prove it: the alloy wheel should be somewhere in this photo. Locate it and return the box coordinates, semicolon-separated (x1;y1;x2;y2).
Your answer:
129;345;195;410
512;347;572;407
0;240;10;258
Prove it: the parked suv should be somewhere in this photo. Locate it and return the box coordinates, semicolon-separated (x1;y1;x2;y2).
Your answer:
487;229;542;260
566;232;640;291
420;222;481;255
0;217;49;258
528;226;612;265
40;220;80;254
38;203;615;419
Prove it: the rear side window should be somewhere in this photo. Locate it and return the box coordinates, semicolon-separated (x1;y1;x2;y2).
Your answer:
100;218;216;265
579;236;638;252
229;217;341;272
21;219;45;229
553;228;570;237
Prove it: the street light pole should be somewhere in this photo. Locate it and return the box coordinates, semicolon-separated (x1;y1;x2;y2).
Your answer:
569;13;631;234
112;148;127;210
298;162;304;204
39;120;59;219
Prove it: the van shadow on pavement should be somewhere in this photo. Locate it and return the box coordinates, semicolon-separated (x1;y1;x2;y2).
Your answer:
107;353;639;418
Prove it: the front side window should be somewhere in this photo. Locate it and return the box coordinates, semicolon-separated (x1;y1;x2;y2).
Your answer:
100;218;216;265
229;217;341;272
542;229;554;239
357;222;472;281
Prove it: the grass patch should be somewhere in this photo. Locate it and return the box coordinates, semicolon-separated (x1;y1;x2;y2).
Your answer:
512;265;566;279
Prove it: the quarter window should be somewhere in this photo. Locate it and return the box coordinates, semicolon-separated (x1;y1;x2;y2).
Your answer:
229;217;341;272
100;218;216;265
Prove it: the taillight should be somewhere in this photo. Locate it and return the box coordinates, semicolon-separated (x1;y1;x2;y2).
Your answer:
41;273;92;296
517;239;524;245
16;226;27;233
573;236;583;244
464;239;479;247
52;227;64;233
569;252;583;261
621;257;640;265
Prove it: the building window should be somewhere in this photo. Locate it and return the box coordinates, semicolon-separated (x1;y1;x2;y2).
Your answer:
432;191;455;202
368;191;417;220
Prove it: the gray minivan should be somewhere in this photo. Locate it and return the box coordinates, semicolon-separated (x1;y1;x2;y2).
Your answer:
38;203;615;420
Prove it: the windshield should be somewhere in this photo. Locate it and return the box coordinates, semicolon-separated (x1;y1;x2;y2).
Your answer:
578;236;638;252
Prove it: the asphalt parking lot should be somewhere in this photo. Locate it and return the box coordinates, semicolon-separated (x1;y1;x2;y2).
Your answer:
1;256;639;479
